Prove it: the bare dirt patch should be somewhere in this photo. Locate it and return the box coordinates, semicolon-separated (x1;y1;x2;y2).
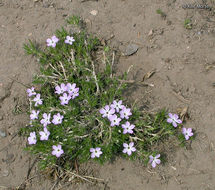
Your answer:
0;0;215;189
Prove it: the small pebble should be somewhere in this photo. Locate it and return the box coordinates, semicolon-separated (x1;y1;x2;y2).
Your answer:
90;10;98;16
2;169;9;177
0;129;6;137
123;44;139;56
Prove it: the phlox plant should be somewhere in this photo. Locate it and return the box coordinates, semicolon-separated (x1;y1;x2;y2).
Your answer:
20;16;194;173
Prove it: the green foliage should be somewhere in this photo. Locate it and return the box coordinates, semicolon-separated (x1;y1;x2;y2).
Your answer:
184;18;192;29
20;16;192;171
156;9;167;19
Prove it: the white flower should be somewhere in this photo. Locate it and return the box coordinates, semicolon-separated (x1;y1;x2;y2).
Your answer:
90;147;102;158
33;94;43;106
30;110;40;120
39;128;50;141
122;142;136;156
65;36;75;45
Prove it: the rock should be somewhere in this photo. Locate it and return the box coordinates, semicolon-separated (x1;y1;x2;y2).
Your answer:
90;10;98;16
123;44;139;56
148;29;153;36
0;129;6;137
2;169;9;177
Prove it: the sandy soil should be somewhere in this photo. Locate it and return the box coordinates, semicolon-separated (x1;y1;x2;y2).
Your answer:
1;0;215;189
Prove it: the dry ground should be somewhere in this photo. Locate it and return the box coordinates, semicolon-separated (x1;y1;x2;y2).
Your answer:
0;0;215;189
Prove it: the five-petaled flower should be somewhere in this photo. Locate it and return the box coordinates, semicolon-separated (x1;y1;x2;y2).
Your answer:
46;35;59;48
66;83;76;94
120;107;132;119
110;100;124;112
52;145;64;158
65;36;75;45
182;128;193;140
90;147;103;158
30;110;40;120
40;113;51;127
28;132;37;145
122;121;135;134
99;105;115;119
149;154;161;168
52;113;64;125
71;88;79;99
109;114;121;127
59;93;71;105
39;128;50;141
55;83;67;94
33;94;43;106
122;142;136;156
27;87;36;97
167;113;182;128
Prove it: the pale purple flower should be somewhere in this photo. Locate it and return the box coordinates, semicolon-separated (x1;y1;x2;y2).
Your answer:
30;110;40;120
28;132;37;145
52;113;64;125
110;100;124;112
33;94;43;106
40;113;51;127
122;121;135;134
182;128;193;140
46;35;59;48
70;88;79;99
109;114;121;127
149;154;161;168
39;128;50;141
27;87;36;97
122;142;136;156
52;145;64;158
167;113;182;128
55;83;67;94
90;147;102;158
66;83;76;94
65;36;75;45
99;105;115;119
59;93;71;105
120;107;132;119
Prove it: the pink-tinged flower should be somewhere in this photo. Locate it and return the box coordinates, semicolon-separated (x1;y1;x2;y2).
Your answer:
27;87;36;97
52;113;64;125
46;35;59;47
28;132;37;145
167;113;182;128
99;105;115;119
90;147;102;158
120;107;132;119
110;100;124;112
182;128;193;140
66;83;76;94
65;36;75;45
39;127;50;141
55;83;67;94
40;113;51;127
122;121;135;134
122;142;136;156
59;93;71;105
149;154;161;168
52;145;64;158
109;114;121;127
33;94;43;106
30;110;40;120
71;88;79;99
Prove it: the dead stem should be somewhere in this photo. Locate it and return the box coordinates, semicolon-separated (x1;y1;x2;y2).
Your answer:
49;63;62;77
91;60;100;95
59;61;67;80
